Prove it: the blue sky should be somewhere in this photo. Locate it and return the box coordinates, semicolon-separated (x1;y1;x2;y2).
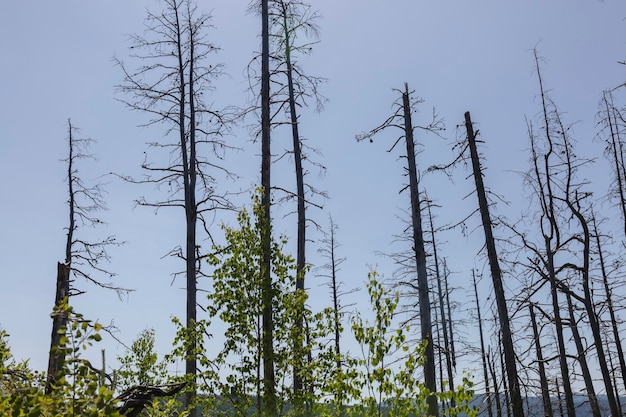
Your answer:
1;0;625;392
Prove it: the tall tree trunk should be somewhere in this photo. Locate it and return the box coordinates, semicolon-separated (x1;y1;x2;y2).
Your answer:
601;92;626;237
528;304;553;417
546;247;577;417
402;83;438;417
593;216;626;395
464;111;524;417
567;198;620;417
488;350;503;417
472;270;493;417
280;1;307;397
261;0;276;414
427;201;455;407
563;292;600;417
443;262;456;369
182;6;198;412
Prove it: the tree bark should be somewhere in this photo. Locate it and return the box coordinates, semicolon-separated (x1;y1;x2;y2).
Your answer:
563;292;600;417
279;0;307;396
464;111;524;417
593;216;626;396
427;201;455;407
46;262;70;394
261;0;276;415
528;304;553;417
473;270;493;417
402;84;438;417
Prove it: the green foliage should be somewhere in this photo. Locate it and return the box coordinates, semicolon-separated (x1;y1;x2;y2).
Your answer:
341;272;477;417
116;328;168;390
0;302;121;416
206;198;301;416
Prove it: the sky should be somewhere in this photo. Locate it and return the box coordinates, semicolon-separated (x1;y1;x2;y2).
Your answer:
1;0;626;393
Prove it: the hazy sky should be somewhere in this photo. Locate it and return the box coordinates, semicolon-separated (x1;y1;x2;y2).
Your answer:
1;0;625;390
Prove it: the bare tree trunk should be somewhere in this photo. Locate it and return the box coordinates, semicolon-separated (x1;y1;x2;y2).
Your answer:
555;378;565;417
472;270;493;417
402;84;438;417
600;91;626;237
567;197;620;417
427;201;455;407
546;248;576;417
46;262;70;394
261;0;276;414
180;6;197;412
464;111;524;417
488;350;503;417
443;262;456;369
593;216;626;395
528;304;553;417
563;291;600;417
279;0;307;396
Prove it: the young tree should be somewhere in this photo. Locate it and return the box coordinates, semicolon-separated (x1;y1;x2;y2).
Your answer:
47;120;124;394
115;1;232;413
206;195;318;416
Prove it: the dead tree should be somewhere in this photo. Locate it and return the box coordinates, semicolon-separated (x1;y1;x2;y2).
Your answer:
597;90;626;238
473;270;494;417
464;111;524;417
592;215;626;395
528;304;553;417
115;1;233;414
46;120;125;394
356;83;443;417
267;0;326;400
426;199;455;407
260;0;276;415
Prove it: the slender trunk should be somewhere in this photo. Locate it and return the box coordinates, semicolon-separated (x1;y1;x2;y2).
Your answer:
602;92;626;237
547;247;577;417
606;345;624;415
472;270;493;417
567;198;620;417
555;378;565;417
498;340;511;417
427;202;455;406
402;83;437;417
329;219;342;371
488;350;503;417
465;111;524;417
261;0;276;414
593;216;626;394
443;262;456;369
281;1;307;396
185;9;198;415
528;304;553;417
563;292;600;417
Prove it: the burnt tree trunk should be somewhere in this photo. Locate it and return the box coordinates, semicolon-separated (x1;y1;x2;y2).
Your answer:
464;111;524;417
280;1;307;396
528;304;553;417
402;83;438;417
427;201;455;407
261;0;276;414
563;292;600;417
472;270;493;417
593;216;626;395
46;262;70;393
